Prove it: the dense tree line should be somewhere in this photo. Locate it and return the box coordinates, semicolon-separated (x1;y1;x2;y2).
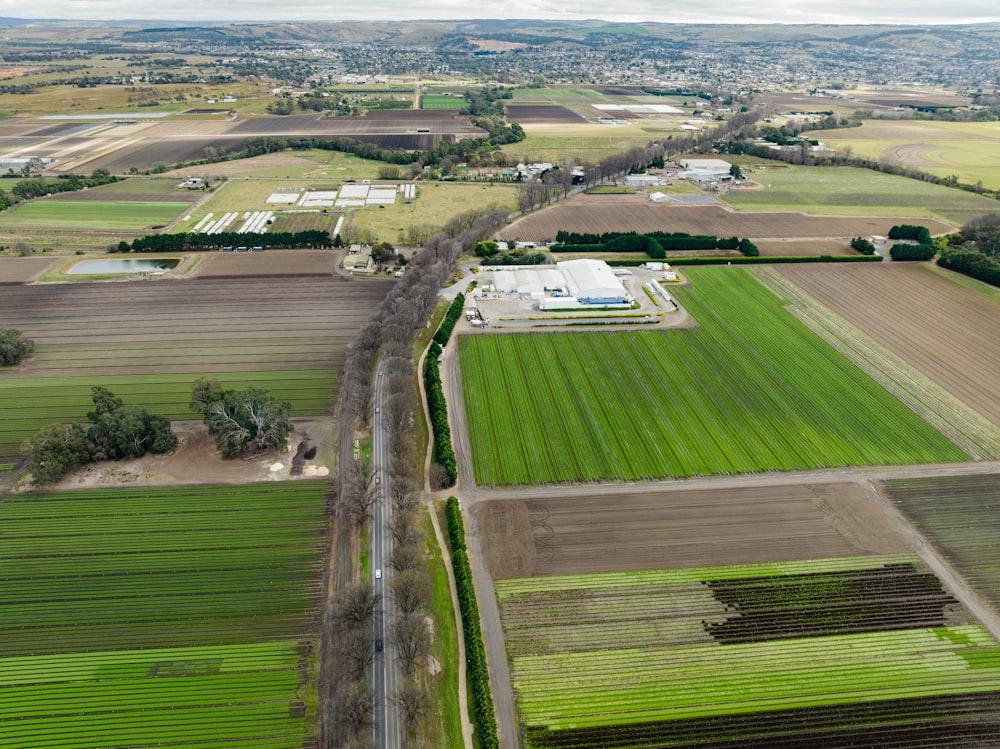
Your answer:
888;223;937;261
424;341;457;488
321;203;507;748
433;292;466;347
0;170;118;212
851;237;877;255
24;387;176;484
553;231;757;257
124;229;330;252
446;496;500;749
936;213;1000;287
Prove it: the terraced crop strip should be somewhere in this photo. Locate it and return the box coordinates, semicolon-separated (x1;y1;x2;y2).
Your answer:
0;275;392;465
458;267;966;485
496;557;1000;748
885;474;1000;612
0;482;327;748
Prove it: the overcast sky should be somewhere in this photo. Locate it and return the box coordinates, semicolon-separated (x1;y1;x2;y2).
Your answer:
0;0;997;25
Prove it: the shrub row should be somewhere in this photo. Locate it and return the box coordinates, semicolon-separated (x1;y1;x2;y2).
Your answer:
553;231;757;257
605;254;883;267
424;342;457;487
433;293;466;347
939;247;1000;288
123;229;331;252
445;496;499;749
889;242;937;261
851;236;877;255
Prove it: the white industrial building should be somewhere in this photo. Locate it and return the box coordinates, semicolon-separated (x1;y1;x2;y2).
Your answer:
558;259;630;305
678;158;732;178
624;174;660;187
489;259;631;308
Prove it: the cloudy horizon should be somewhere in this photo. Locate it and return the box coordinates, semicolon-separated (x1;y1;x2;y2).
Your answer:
0;0;998;26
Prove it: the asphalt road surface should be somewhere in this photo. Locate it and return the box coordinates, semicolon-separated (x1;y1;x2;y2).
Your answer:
372;358;400;749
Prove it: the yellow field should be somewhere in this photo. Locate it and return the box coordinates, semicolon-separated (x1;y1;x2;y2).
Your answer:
813;120;1000;190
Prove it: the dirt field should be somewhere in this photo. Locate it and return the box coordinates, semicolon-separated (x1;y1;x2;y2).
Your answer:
191;249;339;277
0;273;393;376
755;238;854;256
776;263;1000;427
473;483;909;579
495;193;952;243
505;104;589;124
0;255;62;283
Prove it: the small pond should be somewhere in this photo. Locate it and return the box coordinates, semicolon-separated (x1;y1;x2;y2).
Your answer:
67;258;179;275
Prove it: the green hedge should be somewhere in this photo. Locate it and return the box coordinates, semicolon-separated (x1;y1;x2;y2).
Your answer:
605;255;883;267
445;497;499;749
424;342;456;487
433;293;466;347
889;243;936;261
127;229;330;252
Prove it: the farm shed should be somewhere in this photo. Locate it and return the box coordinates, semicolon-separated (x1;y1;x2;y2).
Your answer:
557;259;630;305
625;174;660;187
492;268;568;295
678;158;732;178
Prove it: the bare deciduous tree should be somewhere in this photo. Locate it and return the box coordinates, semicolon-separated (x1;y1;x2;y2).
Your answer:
390;569;431;619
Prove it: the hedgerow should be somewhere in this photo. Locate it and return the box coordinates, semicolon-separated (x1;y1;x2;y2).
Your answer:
424;342;457;487
433;293;466;347
446;497;499;749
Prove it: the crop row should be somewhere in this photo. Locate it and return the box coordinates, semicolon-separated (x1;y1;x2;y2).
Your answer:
0;369;334;462
459;267;966;486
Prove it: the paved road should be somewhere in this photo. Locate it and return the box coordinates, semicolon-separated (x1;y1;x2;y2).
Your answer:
372;358;400;749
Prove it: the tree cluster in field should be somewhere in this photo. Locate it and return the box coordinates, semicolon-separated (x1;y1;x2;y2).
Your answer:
189;377;292;459
850;237;877;255
473;241;549;265
888;224;937;261
424;342;457;488
24;386;176;484
433;292;466;347
553;230;758;257
119;229;330;253
0;169;118;212
936;213;1000;287
0;328;34;366
445;496;500;749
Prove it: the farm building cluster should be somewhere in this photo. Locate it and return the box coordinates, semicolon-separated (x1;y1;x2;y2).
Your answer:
484;259;633;310
265;184;415;208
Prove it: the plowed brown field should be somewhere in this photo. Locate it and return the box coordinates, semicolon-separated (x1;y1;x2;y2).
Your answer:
474;483;908;579
777;263;1000;427
496;193;951;244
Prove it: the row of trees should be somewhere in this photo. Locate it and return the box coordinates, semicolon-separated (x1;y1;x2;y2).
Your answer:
124;229;330;252
0;169;118;212
888;224;937;261
25;387;177;484
322;205;507;747
446;496;500;749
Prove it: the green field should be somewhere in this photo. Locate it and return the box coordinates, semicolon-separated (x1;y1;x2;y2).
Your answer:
722;164;999;225
496;556;1000;747
0;482;326;747
458;267;967;486
886;475;1000;612
0;369;333;463
0;199;190;230
422;94;465;110
812;120;1000;191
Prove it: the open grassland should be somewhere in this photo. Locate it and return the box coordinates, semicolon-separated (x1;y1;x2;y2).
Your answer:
458;267;967;486
812;120;1000;191
0;274;392;464
422;94;465;110
170;150;392;180
498;123;679;164
0;199;190;230
497;557;1000;748
474;483;907;580
722;164;1000;225
0;482;326;748
885;475;1000;613
772;263;1000;429
349;182;517;245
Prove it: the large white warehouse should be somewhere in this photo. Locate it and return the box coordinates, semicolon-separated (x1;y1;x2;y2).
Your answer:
490;259;630;306
557;259;630;305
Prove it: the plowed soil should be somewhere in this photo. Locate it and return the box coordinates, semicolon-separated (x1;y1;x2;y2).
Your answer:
496;193;951;243
777;263;1000;426
474;482;909;579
